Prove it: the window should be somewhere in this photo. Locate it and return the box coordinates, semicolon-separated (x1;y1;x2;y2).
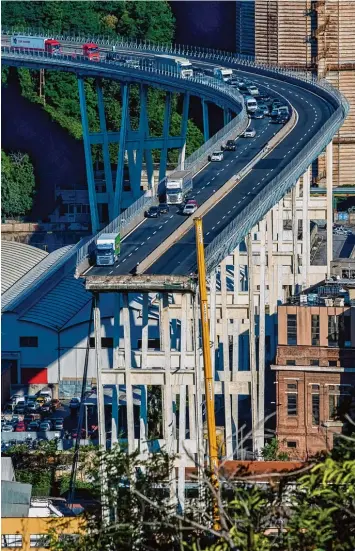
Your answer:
312;391;320;425
328;385;351;420
287;314;297;345
89;337;113;348
311;315;320;346
19;336;38;347
328;315;338;347
286;360;296;366
310;359;319;366
2;535;23;548
30;535;50;548
329;360;338;367
339;314;351;347
287;441;297;448
137;338;161;350
287;382;298;416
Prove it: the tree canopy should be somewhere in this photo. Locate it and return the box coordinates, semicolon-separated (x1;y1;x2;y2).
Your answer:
1;150;36;219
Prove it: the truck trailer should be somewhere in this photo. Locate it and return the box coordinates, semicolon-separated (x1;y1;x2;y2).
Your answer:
165;171;193;205
96;233;121;266
10;35;61;54
155;55;193;78
213;67;233;82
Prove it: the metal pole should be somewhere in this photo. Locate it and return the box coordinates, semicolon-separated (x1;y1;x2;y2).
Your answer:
202;99;210;142
194;217;219;530
78;78;99;234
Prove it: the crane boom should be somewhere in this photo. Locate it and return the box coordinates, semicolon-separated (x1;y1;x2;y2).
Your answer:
194;217;219;528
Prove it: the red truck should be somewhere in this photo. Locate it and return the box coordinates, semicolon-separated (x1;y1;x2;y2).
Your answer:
10;35;100;61
82;42;100;61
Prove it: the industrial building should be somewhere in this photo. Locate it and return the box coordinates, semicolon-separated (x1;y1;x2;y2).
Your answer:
236;0;355;188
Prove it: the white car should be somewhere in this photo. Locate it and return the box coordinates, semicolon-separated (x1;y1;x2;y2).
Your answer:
243;128;256;138
210;151;224;162
183;203;198;215
248;85;260;96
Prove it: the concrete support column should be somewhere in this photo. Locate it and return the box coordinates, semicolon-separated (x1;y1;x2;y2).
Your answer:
202;99;210;142
178;383;186;512
77;78;99;234
223;108;231;126
233;246;240;304
291;184;299;293
114;84;129;218
113;294;121;369
111;385;119;446
257;219;266;452
180;293;188;370
141;293;149;369
179;92;190;170
209;271;217;381
140;385;148;459
221;260;233;458
231;319;239;458
278;198;284;247
193;292;204;489
326;141;333;277
122;293;135;453
141;85;154;192
247;234;258;454
302;167;310;290
159;92;172;183
96;81;114;220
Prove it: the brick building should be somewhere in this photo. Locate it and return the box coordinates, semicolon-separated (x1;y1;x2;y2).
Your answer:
272;280;355;459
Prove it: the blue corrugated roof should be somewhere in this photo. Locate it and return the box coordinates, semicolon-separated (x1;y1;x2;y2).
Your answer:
1;241;48;294
20;274;91;330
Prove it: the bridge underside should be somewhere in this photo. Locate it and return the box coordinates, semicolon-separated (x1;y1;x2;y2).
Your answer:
85;274;197;293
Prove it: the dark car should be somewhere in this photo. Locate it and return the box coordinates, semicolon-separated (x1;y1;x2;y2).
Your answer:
26;402;38;413
251;109;264;119
40;404;52;416
144;206;160;218
224;140;237;151
158;203;169;214
51;399;61;411
27;421;40;431
14;402;26;415
53;418;64;431
106;52;126;62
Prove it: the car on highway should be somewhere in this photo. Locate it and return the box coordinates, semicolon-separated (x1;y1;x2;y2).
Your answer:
158;203;169;214
40;404;52;416
106;52;127;62
53;418;64;431
14;401;26;415
183;200;198;216
224;140;237;151
26;402;38;413
270;115;285;125
251;109;264;119
39;421;52;432
257;103;269;115
243;128;256;138
210;151;224;162
69;397;81;410
144;206;160;218
248;85;259;96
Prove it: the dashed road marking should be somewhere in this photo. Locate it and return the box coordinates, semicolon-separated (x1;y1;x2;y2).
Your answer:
128;252;132;256
153;231;157;235
135;247;139;251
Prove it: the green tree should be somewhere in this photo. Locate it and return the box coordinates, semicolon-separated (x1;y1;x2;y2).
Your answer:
1;150;36;219
260;437;289;461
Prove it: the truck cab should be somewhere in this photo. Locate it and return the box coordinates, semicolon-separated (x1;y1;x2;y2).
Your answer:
96;233;120;266
214;67;233;82
83;43;100;61
45;39;61;54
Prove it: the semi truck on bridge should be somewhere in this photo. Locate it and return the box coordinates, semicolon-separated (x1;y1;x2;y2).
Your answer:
155;54;193;78
95;233;121;267
165;170;193;205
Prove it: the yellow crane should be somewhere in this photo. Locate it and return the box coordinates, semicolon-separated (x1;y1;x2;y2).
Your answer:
194;217;219;529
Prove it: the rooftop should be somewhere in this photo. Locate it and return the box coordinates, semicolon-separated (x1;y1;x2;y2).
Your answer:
286;278;355;307
1;241;47;294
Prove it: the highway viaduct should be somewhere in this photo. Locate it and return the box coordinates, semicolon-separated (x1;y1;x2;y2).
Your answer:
2;31;349;509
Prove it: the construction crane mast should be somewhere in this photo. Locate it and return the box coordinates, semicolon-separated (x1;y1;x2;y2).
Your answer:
194;217;219;529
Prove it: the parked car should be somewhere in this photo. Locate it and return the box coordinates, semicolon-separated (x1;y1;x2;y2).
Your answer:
14;402;26;415
251;109;264;119
27;421;40;431
11;415;20;426
50;399;61;411
14;421;26;432
243;128;256;138
209;151;224;162
38;392;52;403
39;421;51;432
53;418;64;431
158;203;169;215
26;402;38;413
24;415;35;425
224;140;237;151
40;404;52;416
69;398;81;410
2;423;14;432
183;201;198;215
144;206;160;218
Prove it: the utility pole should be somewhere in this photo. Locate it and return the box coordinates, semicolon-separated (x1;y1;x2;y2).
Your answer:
194;217;219;530
39;69;45;105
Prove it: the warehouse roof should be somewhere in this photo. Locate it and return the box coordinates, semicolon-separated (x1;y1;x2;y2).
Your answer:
1;241;48;294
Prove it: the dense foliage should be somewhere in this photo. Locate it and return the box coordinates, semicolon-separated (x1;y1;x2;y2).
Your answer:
2;1;203;163
1;150;36;219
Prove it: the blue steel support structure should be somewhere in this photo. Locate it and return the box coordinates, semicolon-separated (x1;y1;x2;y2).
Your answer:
114;84;129;219
96;80;114;221
78;77;100;234
179;92;190;170
202;99;210;142
224;108;232;126
159;92;172;183
141;86;154;192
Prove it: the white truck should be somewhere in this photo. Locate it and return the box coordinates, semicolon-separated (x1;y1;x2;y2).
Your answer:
165;171;193;205
155;55;193;78
10;35;61;54
213;67;233;82
245;96;258;113
96;233;121;267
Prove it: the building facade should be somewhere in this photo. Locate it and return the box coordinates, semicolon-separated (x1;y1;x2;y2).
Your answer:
272;282;355;458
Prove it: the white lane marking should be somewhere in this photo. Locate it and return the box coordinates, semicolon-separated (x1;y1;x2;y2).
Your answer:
153;231;157;235
169;215;173;219
233;205;237;208
164;219;169;223
159;225;163;229
122;258;126;263
228;210;231;214
109;270;113;275
141;242;145;246
206;231;210;236
217;221;220;225
222;215;226;219
147;237;150;240
128;253;132;256
212;177;215;180
212;226;216;230
134;247;139;251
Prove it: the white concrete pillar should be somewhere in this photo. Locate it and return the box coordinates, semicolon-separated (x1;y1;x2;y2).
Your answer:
113;294;121;369
122;293;135;453
278;198;284;248
266;210;275;314
141;293;149;368
180;293;187;370
291;184;298;293
209;271;217;381
233;246;240;304
221;260;233;458
193;292;204;480
231;318;240;457
178;383;186;512
257;218;266;453
111;385;119;445
247;234;258;454
302;167;310;290
326;141;333;277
